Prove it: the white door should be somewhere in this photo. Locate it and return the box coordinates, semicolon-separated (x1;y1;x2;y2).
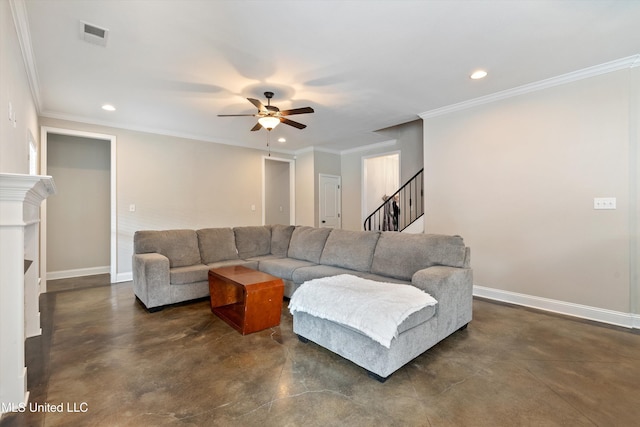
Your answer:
319;174;341;228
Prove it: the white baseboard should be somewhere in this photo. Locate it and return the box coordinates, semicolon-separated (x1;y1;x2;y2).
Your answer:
474;285;638;329
116;272;132;283
47;266;110;280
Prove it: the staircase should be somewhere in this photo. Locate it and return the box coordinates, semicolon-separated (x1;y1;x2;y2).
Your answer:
364;169;424;232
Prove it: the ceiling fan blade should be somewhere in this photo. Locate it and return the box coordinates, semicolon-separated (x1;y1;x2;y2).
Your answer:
280;107;314;116
217;114;257;117
250;122;262;131
280;117;307;129
247;98;267;112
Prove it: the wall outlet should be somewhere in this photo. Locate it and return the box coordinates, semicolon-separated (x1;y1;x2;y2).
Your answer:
129;204;136;212
593;197;616;210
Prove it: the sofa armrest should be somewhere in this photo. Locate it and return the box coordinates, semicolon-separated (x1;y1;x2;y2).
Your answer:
411;266;473;340
132;253;170;310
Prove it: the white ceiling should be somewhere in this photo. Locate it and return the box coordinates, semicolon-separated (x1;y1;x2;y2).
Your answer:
21;0;640;152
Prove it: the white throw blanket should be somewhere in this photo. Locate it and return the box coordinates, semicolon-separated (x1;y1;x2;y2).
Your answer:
289;274;437;349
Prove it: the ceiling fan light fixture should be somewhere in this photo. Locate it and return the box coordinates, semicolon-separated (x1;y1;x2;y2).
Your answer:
258;116;280;130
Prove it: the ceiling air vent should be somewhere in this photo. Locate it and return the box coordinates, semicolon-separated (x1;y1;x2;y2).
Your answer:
80;21;109;46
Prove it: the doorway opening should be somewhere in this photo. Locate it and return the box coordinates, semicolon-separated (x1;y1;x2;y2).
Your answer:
40;127;117;290
262;156;295;225
362;152;400;228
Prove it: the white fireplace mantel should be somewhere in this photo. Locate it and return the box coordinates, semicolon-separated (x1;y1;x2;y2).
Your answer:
0;173;56;413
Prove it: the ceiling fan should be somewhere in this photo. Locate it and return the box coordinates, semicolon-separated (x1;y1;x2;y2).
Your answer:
218;91;314;131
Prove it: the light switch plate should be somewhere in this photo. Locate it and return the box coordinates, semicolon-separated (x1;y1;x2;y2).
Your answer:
593;197;616;210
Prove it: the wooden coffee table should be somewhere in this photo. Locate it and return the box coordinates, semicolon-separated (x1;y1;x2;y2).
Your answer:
208;265;284;335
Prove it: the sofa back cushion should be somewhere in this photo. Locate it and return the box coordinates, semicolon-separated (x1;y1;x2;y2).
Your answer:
234;226;271;258
320;229;380;272
371;233;467;280
270;224;295;256
196;228;239;264
134;229;201;268
287;226;331;263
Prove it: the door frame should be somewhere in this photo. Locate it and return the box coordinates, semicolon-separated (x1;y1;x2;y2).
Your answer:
262;156;295;225
318;173;342;229
40;126;117;290
361;151;401;228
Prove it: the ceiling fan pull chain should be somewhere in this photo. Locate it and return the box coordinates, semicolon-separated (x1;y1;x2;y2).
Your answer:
267;131;271;157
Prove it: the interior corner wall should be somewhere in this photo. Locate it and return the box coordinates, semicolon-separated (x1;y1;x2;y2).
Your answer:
631;64;640;317
0;1;39;174
423;69;636;315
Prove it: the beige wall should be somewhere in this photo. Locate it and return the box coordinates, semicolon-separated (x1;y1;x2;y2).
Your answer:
341;119;423;230
295;149;315;226
0;1;39;174
40;117;289;278
264;158;290;225
423;69;639;314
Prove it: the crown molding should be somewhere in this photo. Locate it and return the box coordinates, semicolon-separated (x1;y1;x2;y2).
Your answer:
311;145;342;155
338;139;397;155
10;0;42;113
420;54;640;120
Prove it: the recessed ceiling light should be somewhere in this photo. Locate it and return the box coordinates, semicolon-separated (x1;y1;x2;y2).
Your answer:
278;137;286;143
101;104;116;111
470;70;488;80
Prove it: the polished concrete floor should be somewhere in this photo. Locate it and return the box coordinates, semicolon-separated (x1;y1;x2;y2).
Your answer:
2;274;640;427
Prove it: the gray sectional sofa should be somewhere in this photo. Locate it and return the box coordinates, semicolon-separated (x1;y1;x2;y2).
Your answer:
132;225;473;380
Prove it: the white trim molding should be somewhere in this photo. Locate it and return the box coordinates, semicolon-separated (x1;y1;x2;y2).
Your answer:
47;266;110;281
40;127;118;287
10;0;42;113
420;55;640;120
116;272;133;283
340;139;397;155
474;285;638;330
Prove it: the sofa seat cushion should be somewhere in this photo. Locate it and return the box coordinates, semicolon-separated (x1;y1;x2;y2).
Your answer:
197;228;239;264
371;233;467;281
360;273;411;285
258;258;317;281
320;229;380;272
290;275;438;348
316;303;436;337
170;264;210;285
291;264;368;285
234;226;272;258
396;304;437;334
246;254;285;262
206;260;258;270
287;226;331;263
135;229;201;268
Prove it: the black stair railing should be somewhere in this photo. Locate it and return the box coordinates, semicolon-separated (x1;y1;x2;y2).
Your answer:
364;169;424;232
